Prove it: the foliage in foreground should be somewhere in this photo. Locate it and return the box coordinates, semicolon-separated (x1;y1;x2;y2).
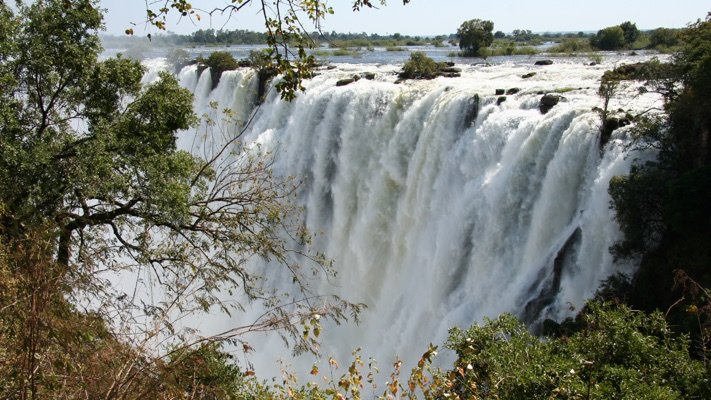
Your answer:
143;303;707;400
436;304;709;400
3;239;710;400
603;13;711;351
0;230;259;399
0;1;361;397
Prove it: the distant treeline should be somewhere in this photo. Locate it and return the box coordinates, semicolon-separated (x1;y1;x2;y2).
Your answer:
100;25;682;55
100;29;268;47
100;29;454;48
101;28;585;48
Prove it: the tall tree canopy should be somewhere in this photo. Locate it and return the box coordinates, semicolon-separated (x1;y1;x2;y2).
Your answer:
605;13;711;349
590;25;625;50
456;18;494;57
0;0;373;396
0;0;359;376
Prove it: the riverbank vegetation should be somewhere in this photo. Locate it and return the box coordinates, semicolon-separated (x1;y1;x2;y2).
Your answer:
0;1;360;397
101;21;683;61
599;13;711;361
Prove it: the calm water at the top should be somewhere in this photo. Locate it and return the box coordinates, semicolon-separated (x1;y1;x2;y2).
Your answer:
101;43;652;66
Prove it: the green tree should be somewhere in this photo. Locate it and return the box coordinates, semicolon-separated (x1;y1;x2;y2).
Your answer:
512;28;534;42
591;25;625;50
649;27;680;49
457;19;495;57
620;21;640;46
0;1;361;397
605;13;711;352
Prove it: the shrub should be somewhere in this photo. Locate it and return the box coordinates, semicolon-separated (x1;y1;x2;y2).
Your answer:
198;51;239;89
649;28;680;49
400;52;440;79
550;38;594;53
427;303;710;399
591;26;625;50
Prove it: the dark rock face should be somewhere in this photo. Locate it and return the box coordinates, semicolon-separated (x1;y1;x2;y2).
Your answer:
534;59;554;66
539;94;561;114
495;88;505;95
506;87;521;95
196;64;207;79
461;94;480;128
496;96;507;105
256;68;278;104
336;74;361;87
196;63;224;90
600;116;632;148
522;72;537;79
522;228;582;327
363;72;376;80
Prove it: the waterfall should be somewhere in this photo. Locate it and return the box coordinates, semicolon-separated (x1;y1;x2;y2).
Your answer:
146;57;659;377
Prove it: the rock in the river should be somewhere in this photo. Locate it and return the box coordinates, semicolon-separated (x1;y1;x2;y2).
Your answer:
539;94;561;114
336;74;361;87
506;87;521;95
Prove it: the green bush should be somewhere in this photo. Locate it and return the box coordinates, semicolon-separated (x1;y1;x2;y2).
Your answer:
550;38;594;53
591;26;625;50
400;52;440;79
198;51;239;89
649;28;680;49
431;303;710;399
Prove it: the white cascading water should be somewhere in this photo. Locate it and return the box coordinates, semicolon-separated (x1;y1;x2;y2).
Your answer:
145;56;659;377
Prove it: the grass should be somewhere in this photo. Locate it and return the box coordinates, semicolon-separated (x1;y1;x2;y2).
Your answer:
326;38;435;49
548;38;594;54
312;48;361;57
448;45;538;58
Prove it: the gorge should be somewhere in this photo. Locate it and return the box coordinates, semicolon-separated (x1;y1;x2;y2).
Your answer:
145;54;661;375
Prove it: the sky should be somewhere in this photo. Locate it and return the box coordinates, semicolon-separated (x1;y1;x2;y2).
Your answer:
100;0;710;37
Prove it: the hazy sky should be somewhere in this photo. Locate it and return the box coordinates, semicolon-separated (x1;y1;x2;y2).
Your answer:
100;0;710;36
